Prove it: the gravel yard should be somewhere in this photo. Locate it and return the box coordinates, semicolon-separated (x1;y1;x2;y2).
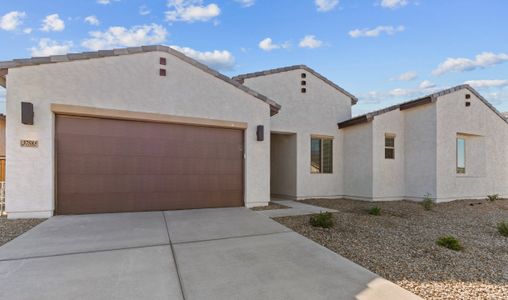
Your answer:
250;202;289;211
0;216;46;247
274;198;508;300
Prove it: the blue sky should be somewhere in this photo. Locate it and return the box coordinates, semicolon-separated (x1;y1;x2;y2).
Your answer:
0;0;507;115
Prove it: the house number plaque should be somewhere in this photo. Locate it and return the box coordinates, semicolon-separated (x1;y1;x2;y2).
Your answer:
20;140;39;148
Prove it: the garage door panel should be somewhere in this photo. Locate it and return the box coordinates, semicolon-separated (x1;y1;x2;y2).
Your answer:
57;190;244;214
56;115;244;215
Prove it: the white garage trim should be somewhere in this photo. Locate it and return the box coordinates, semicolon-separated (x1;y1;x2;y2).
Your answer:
51;104;248;129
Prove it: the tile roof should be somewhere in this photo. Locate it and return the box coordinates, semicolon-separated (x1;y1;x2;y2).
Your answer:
232;65;358;105
338;84;508;128
0;45;281;115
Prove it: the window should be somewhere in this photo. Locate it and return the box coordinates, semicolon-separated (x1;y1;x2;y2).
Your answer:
385;135;395;159
457;138;465;174
301;88;307;93
311;137;333;174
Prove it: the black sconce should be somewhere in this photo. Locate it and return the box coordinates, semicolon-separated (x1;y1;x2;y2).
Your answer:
256;125;264;141
21;102;34;125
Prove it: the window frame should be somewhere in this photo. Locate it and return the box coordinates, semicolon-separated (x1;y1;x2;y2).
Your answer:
310;136;333;174
384;134;395;160
456;137;466;174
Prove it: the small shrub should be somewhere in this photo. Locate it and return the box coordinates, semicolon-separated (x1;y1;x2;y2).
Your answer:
436;235;463;251
368;207;381;216
422;193;434;211
497;221;508;237
487;194;499;202
309;212;334;228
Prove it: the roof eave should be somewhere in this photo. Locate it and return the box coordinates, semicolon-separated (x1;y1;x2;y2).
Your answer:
233;65;358;105
0;45;281;115
338;84;508;130
337;114;372;129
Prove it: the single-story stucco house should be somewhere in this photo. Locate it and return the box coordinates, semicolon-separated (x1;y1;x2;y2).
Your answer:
0;45;506;219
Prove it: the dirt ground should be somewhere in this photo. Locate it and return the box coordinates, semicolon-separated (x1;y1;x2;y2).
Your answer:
275;198;508;300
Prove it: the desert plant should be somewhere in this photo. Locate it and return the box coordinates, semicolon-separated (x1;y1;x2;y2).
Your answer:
487;194;500;202
436;235;463;251
309;212;334;228
497;221;508;237
368;207;381;216
422;193;434;210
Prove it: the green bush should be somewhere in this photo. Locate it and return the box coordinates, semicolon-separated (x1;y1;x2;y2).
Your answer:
487;194;499;202
436;235;463;251
422;193;434;211
497;221;508;237
309;212;334;228
368;207;381;216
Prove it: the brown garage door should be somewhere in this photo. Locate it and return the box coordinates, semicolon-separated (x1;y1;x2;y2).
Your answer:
55;115;244;215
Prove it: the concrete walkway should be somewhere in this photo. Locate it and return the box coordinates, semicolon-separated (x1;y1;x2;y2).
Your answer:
256;199;338;217
0;208;420;300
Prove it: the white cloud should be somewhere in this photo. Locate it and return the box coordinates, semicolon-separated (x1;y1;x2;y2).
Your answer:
359;91;384;105
389;81;438;97
419;80;436;89
315;0;339;12
23;28;32;34
258;38;290;51
82;24;168;50
380;0;408;9
84;15;100;26
485;90;508;106
0;11;26;31
30;38;73;56
396;71;417;81
433;52;508;76
139;5;151;15
464;80;508;89
235;0;255;7
166;0;220;23
349;25;405;38
41;14;65;32
97;0;119;4
170;45;235;70
389;88;410;97
298;35;323;49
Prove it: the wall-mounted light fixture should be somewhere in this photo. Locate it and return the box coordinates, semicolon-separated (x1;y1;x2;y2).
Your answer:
256;125;264;141
21;102;34;125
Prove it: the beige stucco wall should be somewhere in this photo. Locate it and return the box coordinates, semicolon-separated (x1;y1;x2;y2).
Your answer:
435;90;508;201
345;89;507;202
342;103;439;201
372;110;406;200
270;133;297;197
5;51;272;218
241;69;352;199
342;123;373;199
402;103;438;200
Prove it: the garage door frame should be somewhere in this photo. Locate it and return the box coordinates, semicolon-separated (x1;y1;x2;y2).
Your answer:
52;104;248;215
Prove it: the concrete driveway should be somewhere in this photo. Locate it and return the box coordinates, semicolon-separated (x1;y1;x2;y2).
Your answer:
0;208;420;300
